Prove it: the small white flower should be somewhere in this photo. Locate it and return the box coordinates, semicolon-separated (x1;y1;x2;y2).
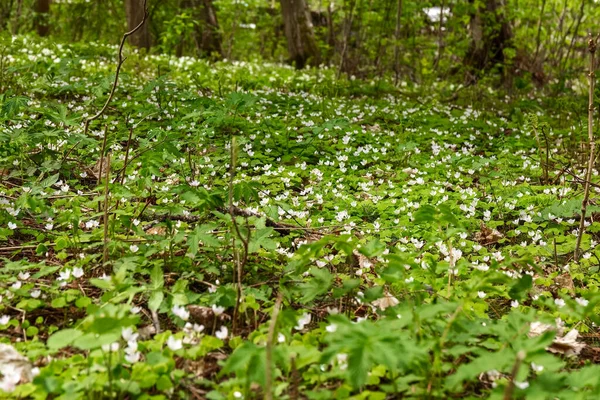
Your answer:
0;315;10;325
58;269;71;281
531;362;544;372
72;267;84;278
576;297;589;307
515;381;529;390
477;291;486;299
131;306;141;314
11;281;21;290
215;326;229;340
172;305;190;321
277;333;286;343
167;335;183;351
132;219;140;226
129;244;139;253
125;351;141;363
295;313;311;330
211;304;225;316
7;222;17;230
30;289;41;298
554;298;566;308
326;323;338;333
233;392;243;399
18;272;30;280
511;300;519;308
122;327;139;342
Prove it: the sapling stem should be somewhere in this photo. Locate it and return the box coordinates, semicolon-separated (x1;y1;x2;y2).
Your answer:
575;34;598;261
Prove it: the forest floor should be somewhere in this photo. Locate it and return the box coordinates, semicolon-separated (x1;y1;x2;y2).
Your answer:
1;37;600;399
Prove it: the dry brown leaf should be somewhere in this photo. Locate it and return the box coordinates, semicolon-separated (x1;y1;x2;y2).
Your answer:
145;226;167;235
528;320;585;356
372;292;399;310
473;222;503;245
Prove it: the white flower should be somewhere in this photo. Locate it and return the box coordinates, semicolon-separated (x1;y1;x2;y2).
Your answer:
172;305;190;321
7;222;16;230
211;304;225;316
511;300;519;308
326;323;338;333
0;315;10;325
554;298;566;308
0;369;20;393
122;327;139;342
17;272;30;280
72;267;84;278
215;326;229;340
130;306;141;314
30;289;41;298
129;244;139;253
531;362;544;372
277;333;286;343
132;219;140;226
11;281;21;290
125;351;141;363
515;381;529;390
167;335;183;351
58;269;71;281
576;297;589;307
233;392;243;399
295;313;311;330
477;291;486;299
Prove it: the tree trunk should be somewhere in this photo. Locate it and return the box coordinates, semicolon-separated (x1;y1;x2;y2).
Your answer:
33;0;50;37
124;0;151;49
0;0;15;32
393;0;402;83
464;0;513;77
280;0;320;69
179;0;223;58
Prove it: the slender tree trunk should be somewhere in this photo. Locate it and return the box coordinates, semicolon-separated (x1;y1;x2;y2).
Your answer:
393;0;402;84
337;0;358;78
199;0;222;57
0;0;15;31
559;0;585;76
533;0;546;61
464;0;513;81
33;0;50;37
12;0;23;35
180;0;222;58
124;0;151;49
433;0;446;70
280;0;321;69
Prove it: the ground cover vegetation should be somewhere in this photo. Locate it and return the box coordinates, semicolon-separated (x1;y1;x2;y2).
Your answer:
2;0;600;399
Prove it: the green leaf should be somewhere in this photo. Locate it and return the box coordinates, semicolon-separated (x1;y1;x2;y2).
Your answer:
148;290;164;312
509;275;533;301
47;329;83;350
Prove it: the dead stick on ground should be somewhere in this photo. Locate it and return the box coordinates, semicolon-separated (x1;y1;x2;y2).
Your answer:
265;292;283;400
575;34;598;261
